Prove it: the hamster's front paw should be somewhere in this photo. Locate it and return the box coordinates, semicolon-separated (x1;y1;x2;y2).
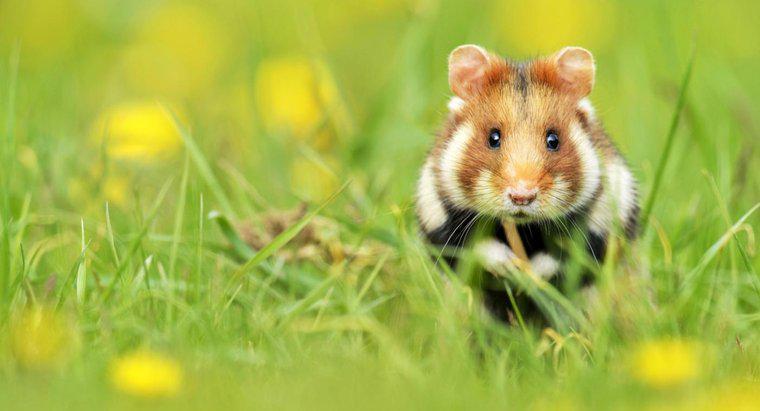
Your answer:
474;238;518;275
528;252;560;280
475;239;561;281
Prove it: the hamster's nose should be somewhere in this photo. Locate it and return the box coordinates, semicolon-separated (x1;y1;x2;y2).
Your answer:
507;187;538;206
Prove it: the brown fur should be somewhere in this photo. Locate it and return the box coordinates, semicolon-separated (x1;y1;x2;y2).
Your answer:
418;46;639;325
435;53;592;214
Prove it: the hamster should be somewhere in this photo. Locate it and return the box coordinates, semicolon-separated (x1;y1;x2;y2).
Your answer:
415;45;639;321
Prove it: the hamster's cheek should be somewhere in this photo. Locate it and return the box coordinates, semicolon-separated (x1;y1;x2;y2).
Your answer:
539;175;573;217
470;169;506;214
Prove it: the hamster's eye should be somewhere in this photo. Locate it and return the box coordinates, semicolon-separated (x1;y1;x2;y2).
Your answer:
546;130;560;151
488;128;501;149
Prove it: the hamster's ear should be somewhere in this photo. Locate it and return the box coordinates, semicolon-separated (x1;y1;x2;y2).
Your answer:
552;47;595;97
448;45;504;99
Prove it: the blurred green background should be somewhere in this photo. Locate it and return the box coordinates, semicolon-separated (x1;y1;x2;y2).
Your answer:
0;0;760;211
0;0;759;410
1;0;757;214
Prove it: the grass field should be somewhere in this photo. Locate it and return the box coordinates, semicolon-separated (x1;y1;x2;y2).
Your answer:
1;0;759;409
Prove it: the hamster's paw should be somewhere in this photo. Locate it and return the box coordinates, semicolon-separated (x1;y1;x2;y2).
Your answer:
475;240;561;280
529;252;560;280
474;238;518;274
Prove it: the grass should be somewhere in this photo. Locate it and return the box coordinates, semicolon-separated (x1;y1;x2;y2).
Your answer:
1;0;759;410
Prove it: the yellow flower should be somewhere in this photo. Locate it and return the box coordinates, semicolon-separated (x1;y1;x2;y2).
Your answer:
66;162;134;211
630;339;702;388
10;306;79;370
110;350;183;398
255;57;337;150
92;102;181;160
17;145;41;175
494;0;616;55
102;174;131;207
120;4;231;98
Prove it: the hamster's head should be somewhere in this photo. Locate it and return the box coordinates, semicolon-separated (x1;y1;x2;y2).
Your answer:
438;45;601;222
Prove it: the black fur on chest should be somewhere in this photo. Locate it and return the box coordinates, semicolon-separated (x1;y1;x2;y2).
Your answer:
424;201;605;264
423;203;607;324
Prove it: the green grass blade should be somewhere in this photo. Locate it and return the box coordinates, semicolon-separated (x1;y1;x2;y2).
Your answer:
0;46;19;297
208;210;256;261
56;242;89;311
1;44;19;216
491;264;590;332
194;193;205;303
677;202;760;308
221;181;349;293
276;267;344;331
105;202;120;267
164;106;237;220
640;46;696;235
102;179;173;303
503;281;529;336
704;172;760;295
0;219;10;298
75;218;87;305
354;251;389;306
168;152;190;280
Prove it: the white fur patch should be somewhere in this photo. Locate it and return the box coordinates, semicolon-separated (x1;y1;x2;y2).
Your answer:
578;98;596;120
448;96;466;112
416;158;448;233
567;123;601;213
476;240;559;280
588;158;637;235
587;188;612;235
529;252;560;280
475;238;516;272
438;122;474;207
608;160;637;224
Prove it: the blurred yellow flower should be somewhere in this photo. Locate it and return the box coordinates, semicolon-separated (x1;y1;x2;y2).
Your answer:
17;145;41;175
255;57;338;150
102;174;130;207
66;163;133;211
120;4;231;98
495;0;616;55
110;350;183;398
10;306;79;370
92;102;181;160
630;339;702;388
290;156;340;202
